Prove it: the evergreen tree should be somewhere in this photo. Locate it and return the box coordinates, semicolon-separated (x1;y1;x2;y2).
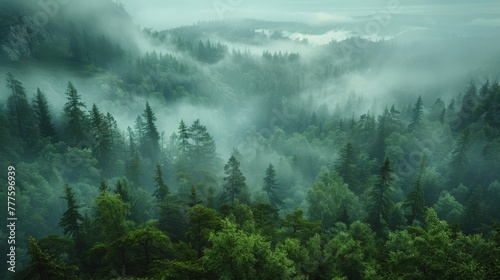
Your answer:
59;183;84;240
188;185;203;207
22;237;78;279
368;157;393;232
335;142;359;193
32;88;57;139
404;156;426;224
223;155;248;204
408;95;424;130
188;119;218;172
158;195;187;242
153;162;169;202
6;73;38;148
449;126;472;186
177;119;190;155
63;82;88;147
263;164;283;208
371;109;388;163
459;80;478;125
461;185;485;234
89;104;113;174
99;178;107;193
141;102;161;161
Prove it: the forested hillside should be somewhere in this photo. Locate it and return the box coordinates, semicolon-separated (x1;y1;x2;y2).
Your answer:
1;0;499;279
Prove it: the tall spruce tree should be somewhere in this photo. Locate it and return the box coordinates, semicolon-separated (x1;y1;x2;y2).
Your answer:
153;162;169;202
141;102;160;161
6;73;38;148
263;164;283;208
177;119;190;155
408;95;424;130
223;155;248;204
63;82;88;147
188;119;217;172
32;88;57;139
59;183;84;240
404;156;426;224
368;157;393;232
335;142;359;193
89;104;113;174
449;126;472;186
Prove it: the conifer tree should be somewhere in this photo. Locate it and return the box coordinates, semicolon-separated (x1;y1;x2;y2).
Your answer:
24;237;78;279
32;88;57;139
408;95;424;130
141;102;160;161
63;82;88;146
153;162;169;202
335;142;359;193
6;73;38;147
404;156;426;224
177;119;190;155
188;119;217;172
89;104;113;174
59;183;84;240
263;164;283;208
449;126;472;186
223;155;248;204
368;157;393;232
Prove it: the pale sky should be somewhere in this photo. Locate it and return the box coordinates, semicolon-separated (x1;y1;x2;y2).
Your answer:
117;0;500;30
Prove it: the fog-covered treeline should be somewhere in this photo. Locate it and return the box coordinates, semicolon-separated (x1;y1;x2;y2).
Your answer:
1;0;500;279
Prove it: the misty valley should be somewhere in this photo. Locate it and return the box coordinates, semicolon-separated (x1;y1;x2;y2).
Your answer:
0;0;500;279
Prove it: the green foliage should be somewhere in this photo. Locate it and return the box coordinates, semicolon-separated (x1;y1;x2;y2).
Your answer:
307;171;365;229
153;162;169;202
63;82;88;147
223;155;249;204
32;88;57;140
262;163;283;208
16;237;78;280
404;156;426;225
368;157;394;232
203;219;296;279
335;142;360;193
59;183;84;241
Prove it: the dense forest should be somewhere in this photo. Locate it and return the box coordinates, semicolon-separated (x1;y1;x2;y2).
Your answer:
1;0;500;279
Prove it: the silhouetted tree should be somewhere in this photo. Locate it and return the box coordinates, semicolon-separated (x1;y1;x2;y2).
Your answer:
32;88;56;139
368;157;393;232
63;82;88;146
263;164;283;208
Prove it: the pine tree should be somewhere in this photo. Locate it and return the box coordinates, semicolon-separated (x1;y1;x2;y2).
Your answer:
263;164;283;208
188;119;217;172
99;178;107;193
461;185;485;234
114;179;131;204
371;109;388;163
63;82;88;147
368;157;393;232
449;126;472;186
223;155;248;204
59;183;84;239
404;156;426;224
141;102;160;161
408;95;424;130
6;73;38;147
24;236;78;279
177;119;190;155
153;162;169;202
89;104;113;174
188;185;203;207
32;88;57;139
335;142;359;193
